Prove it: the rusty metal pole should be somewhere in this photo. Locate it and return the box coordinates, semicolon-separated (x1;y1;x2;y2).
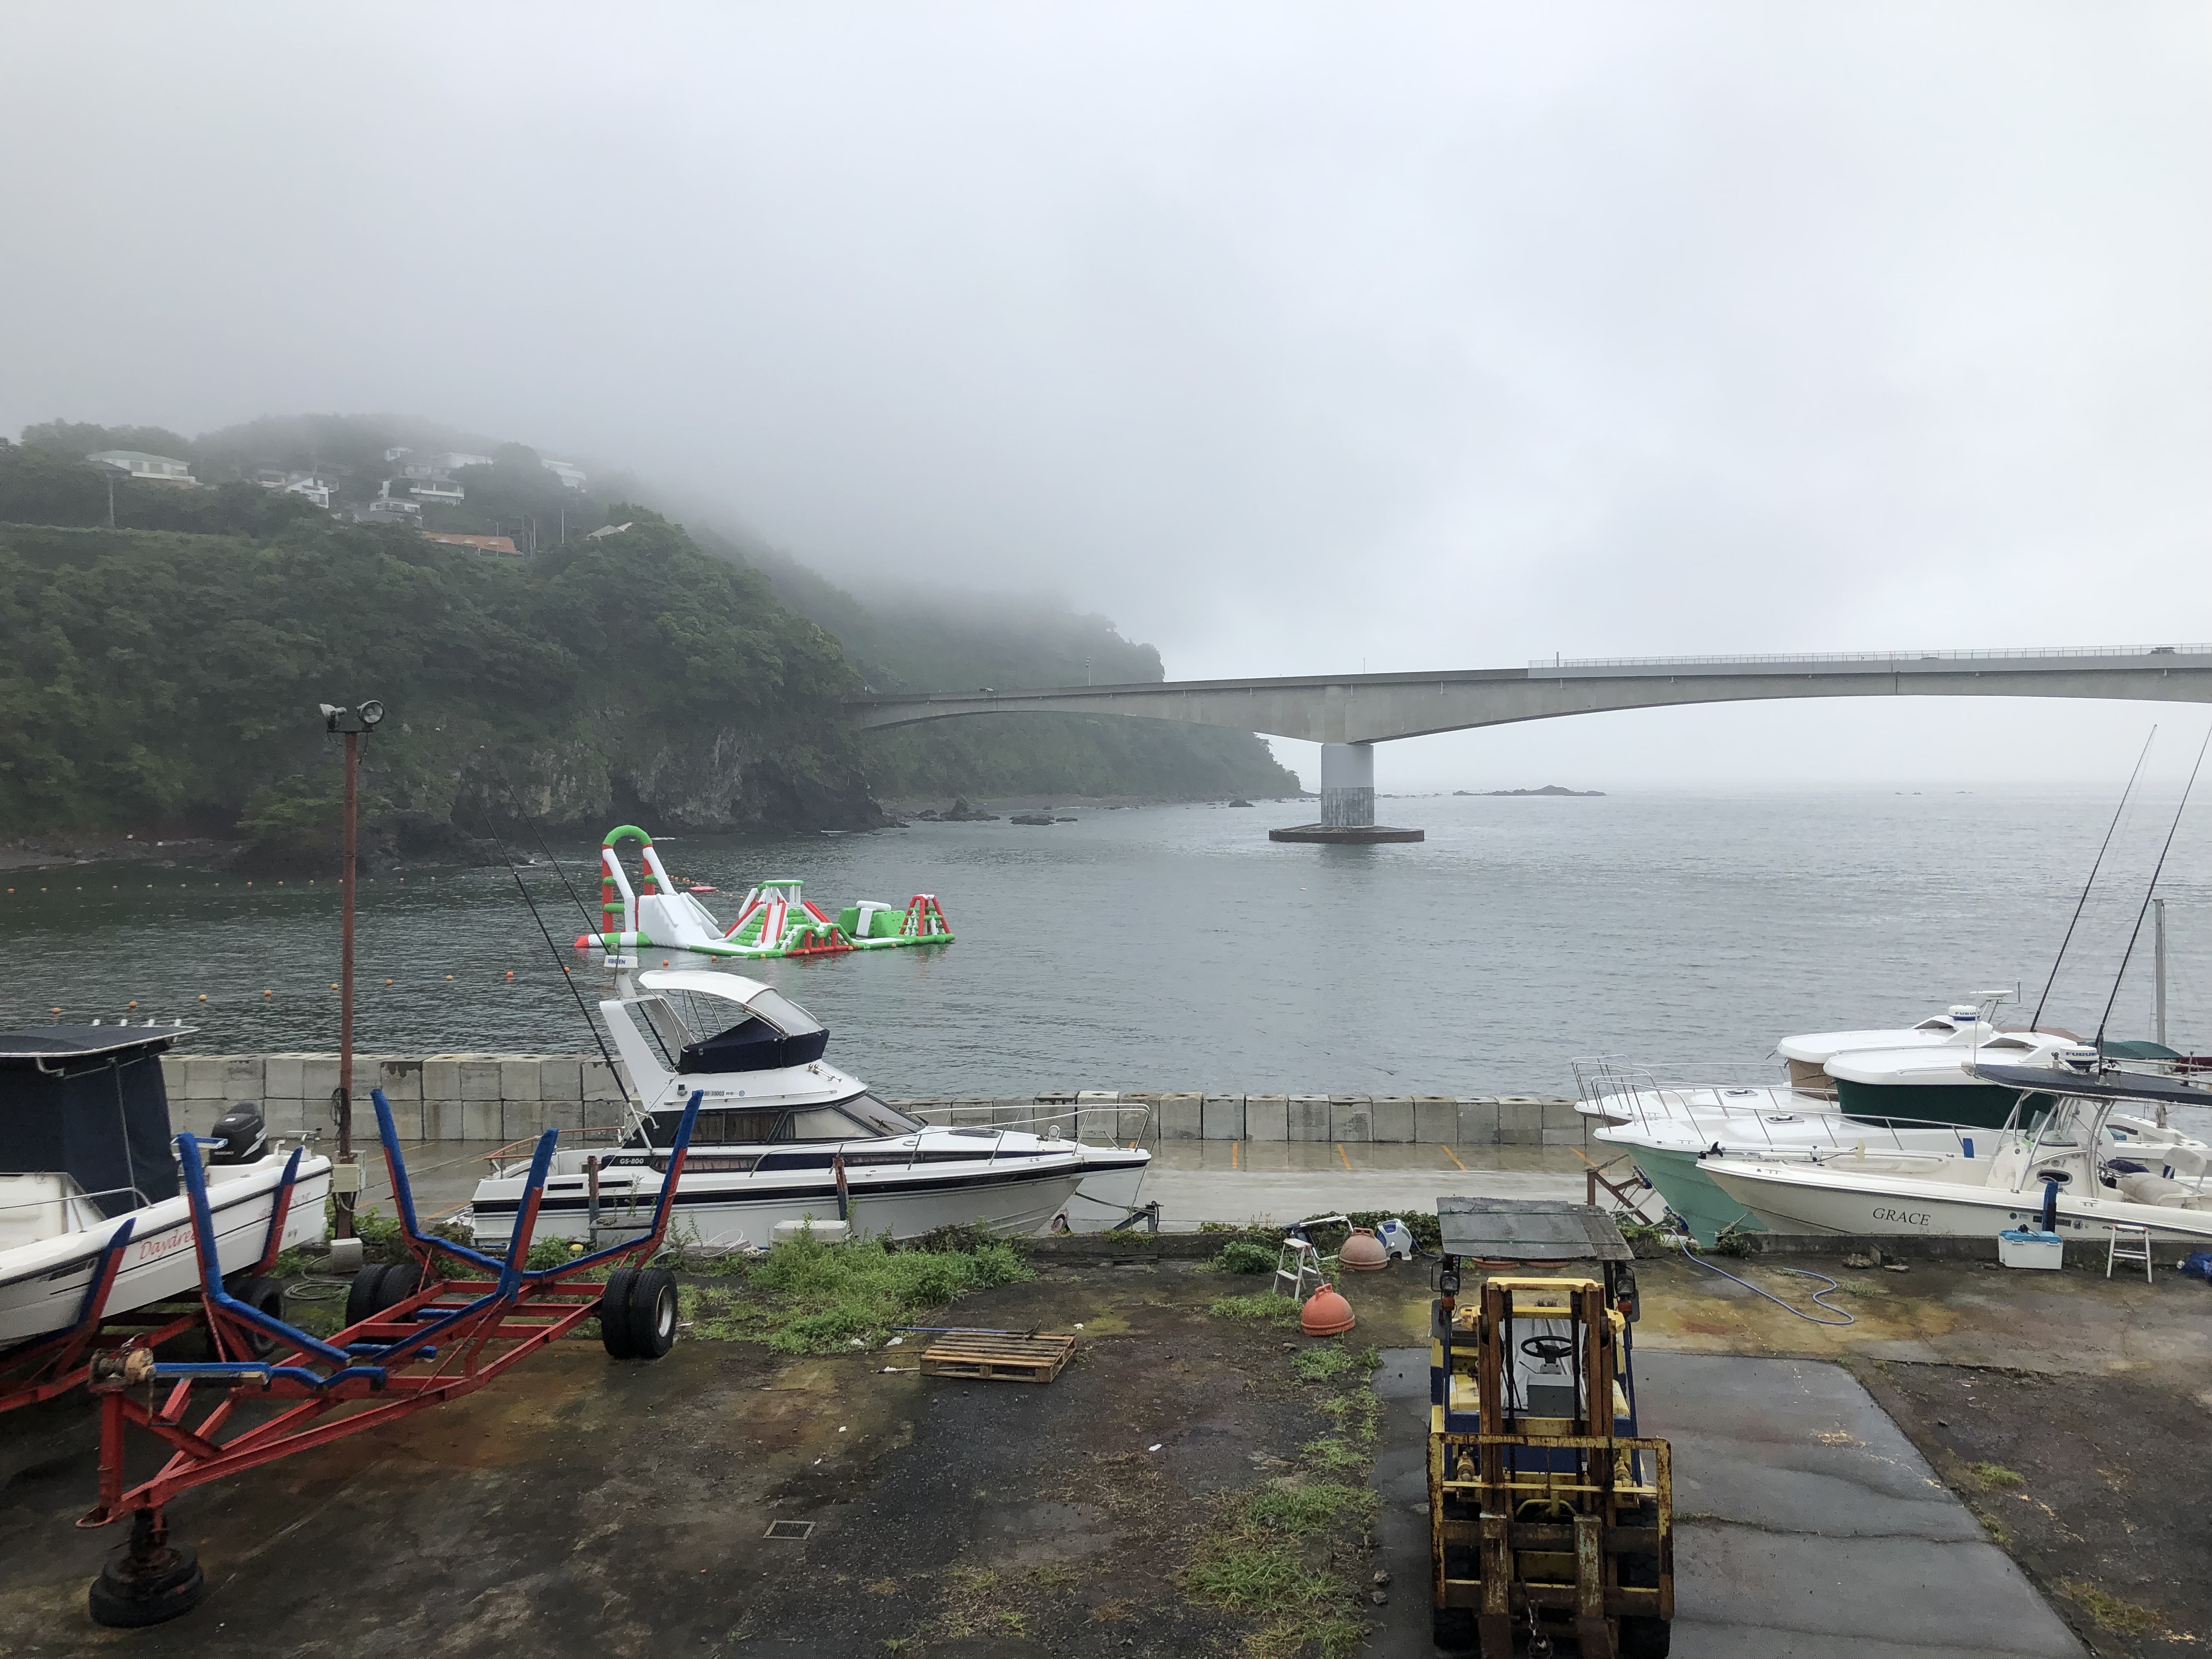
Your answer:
336;729;358;1238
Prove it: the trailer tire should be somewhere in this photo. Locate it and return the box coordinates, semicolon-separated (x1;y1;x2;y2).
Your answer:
87;1540;204;1627
343;1263;391;1329
374;1262;424;1313
621;1268;679;1359
599;1268;640;1359
228;1275;287;1358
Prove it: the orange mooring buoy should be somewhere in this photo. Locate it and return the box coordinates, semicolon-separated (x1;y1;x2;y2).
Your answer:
1340;1228;1390;1272
1301;1283;1355;1336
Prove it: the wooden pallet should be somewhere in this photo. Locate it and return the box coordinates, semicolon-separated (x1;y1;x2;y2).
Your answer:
918;1331;1075;1384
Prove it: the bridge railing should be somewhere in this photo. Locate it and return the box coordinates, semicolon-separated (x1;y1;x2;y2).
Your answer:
1531;644;2212;676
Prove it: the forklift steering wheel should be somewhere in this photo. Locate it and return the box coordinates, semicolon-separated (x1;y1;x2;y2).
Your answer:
1520;1335;1577;1362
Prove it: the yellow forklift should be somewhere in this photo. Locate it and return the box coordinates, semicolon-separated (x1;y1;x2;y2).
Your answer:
1427;1197;1672;1657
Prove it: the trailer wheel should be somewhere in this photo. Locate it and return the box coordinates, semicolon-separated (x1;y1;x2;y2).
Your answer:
227;1276;286;1358
599;1268;640;1359
373;1262;424;1313
620;1268;679;1359
343;1263;391;1329
87;1536;204;1628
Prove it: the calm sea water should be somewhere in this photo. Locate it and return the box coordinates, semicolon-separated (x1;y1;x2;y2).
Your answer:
7;791;2212;1101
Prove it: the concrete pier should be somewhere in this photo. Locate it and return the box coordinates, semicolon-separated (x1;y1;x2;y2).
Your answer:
1269;741;1424;843
158;1053;1592;1146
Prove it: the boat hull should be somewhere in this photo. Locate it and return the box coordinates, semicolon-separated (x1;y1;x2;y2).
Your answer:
471;1161;1101;1251
0;1158;332;1348
1702;1162;2212;1245
1621;1144;1765;1246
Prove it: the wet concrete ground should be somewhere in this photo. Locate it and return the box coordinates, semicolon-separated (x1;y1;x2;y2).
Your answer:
3;1240;2205;1656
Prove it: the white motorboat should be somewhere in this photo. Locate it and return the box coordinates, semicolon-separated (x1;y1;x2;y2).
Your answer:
0;1026;332;1350
1699;1052;2212;1243
468;969;1148;1250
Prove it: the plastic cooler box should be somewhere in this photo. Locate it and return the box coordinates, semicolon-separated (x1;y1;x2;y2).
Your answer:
1997;1227;2064;1270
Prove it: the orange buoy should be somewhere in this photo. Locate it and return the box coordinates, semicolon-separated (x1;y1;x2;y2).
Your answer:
505;970;515;979
1340;1228;1389;1272
1301;1283;1355;1336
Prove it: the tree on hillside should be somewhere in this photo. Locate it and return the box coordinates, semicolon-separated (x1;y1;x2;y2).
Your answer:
21;420;197;461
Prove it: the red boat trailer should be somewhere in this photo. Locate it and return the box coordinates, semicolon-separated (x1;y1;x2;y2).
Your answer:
76;1085;702;1627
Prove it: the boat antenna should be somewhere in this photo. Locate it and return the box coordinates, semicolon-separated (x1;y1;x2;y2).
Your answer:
478;809;625;1089
2031;727;2155;1032
487;760;605;942
2095;723;2212;1060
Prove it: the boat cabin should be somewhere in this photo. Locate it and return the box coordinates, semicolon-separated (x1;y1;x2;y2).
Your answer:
0;1026;188;1248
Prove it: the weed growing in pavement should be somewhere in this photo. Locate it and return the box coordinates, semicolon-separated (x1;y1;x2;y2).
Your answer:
1966;1461;2024;1489
2061;1579;2162;1637
1290;1342;1376;1383
674;1230;1030;1353
935;1567;1028;1638
1207;1292;1304;1325
1246;1480;1378;1536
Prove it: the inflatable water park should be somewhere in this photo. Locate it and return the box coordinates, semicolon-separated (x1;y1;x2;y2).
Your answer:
574;825;953;961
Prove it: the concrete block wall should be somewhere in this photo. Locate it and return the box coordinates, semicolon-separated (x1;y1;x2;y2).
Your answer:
159;1056;1590;1145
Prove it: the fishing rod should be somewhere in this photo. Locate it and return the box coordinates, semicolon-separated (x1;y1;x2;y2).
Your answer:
2030;727;2155;1032
478;809;625;1088
2096;723;2212;1059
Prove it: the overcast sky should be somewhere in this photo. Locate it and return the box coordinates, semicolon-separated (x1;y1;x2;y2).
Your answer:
4;4;2208;788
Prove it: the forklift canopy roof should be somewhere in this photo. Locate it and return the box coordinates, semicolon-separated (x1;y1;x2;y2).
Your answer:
1437;1196;1632;1263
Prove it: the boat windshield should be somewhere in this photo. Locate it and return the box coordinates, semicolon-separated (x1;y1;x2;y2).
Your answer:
633;1091;923;1148
745;988;824;1037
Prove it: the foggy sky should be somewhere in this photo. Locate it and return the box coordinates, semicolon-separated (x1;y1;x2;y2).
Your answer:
4;4;2209;788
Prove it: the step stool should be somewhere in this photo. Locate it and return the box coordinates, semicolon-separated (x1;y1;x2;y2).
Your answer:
1273;1237;1336;1301
2107;1221;2154;1283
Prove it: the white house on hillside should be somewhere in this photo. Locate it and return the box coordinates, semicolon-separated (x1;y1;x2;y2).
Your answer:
541;459;586;490
89;450;196;484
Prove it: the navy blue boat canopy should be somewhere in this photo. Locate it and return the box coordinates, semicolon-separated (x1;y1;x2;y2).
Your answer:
676;1018;830;1074
1970;1060;2212;1109
0;1026;184;1217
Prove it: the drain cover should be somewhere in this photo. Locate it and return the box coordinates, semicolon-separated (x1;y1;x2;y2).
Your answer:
764;1520;815;1541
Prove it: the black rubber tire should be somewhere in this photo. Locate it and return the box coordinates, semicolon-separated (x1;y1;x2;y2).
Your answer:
599;1267;640;1359
1430;1606;1475;1651
227;1275;287;1358
622;1268;679;1359
87;1541;205;1628
342;1263;391;1330
373;1261;424;1314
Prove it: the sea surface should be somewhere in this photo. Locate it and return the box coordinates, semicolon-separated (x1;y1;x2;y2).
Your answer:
7;790;2212;1101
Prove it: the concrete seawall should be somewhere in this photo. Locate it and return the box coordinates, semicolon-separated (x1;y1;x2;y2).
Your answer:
158;1056;1593;1146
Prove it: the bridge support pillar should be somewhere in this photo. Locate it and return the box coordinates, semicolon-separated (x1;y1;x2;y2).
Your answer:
1269;742;1424;844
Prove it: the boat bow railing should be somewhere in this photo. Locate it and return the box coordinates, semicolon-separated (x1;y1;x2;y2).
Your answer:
904;1102;1147;1149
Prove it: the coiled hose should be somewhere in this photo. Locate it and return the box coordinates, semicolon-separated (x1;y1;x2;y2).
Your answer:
1680;1244;1857;1326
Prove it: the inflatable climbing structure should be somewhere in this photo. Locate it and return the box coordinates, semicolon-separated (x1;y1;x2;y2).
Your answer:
574;825;954;960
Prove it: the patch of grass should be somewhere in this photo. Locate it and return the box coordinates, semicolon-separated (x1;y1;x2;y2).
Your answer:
1974;1508;2014;1549
1300;1437;1363;1473
1247;1480;1378;1536
1183;1543;1339;1614
864;1578;900;1596
937;1566;1028;1638
1966;1461;2024;1489
1212;1240;1278;1275
672;1230;1030;1353
2061;1579;2162;1637
1209;1292;1304;1325
1832;1278;1890;1297
1291;1342;1378;1384
1030;1562;1077;1587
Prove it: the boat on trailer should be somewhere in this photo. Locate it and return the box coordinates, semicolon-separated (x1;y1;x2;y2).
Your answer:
0;1024;331;1352
468;968;1147;1250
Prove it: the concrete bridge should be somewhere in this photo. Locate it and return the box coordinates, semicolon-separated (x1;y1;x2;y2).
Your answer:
847;645;2212;841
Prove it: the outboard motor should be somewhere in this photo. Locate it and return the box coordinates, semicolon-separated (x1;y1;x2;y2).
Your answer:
207;1103;267;1165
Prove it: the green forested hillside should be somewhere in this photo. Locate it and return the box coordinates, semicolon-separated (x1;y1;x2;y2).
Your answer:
1;418;1301;844
0;510;874;851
